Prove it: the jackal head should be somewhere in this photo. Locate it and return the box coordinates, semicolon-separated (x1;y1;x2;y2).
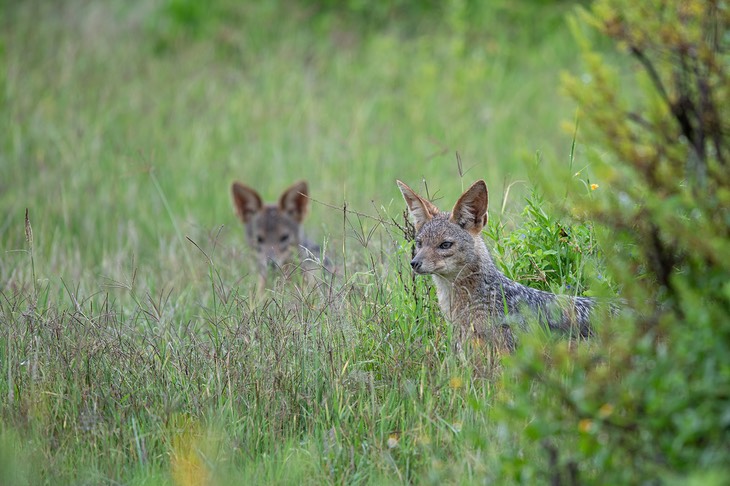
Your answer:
397;179;489;281
231;180;309;273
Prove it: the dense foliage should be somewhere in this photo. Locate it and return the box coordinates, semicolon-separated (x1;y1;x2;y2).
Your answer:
505;0;730;483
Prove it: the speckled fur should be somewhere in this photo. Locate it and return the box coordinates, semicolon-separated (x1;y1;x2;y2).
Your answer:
398;179;594;351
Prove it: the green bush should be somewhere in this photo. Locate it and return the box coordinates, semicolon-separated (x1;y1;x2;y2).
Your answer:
501;0;730;483
486;189;610;296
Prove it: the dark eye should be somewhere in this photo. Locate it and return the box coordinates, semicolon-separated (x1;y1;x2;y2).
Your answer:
415;240;422;248
280;234;290;243
439;241;453;250
257;236;265;244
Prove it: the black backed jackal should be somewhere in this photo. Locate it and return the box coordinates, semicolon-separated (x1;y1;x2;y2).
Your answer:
231;180;329;291
397;179;595;351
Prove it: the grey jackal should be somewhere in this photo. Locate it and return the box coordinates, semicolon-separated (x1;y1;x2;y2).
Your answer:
397;179;594;351
231;180;328;291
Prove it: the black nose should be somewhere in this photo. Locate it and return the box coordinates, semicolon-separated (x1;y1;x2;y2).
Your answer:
410;259;421;271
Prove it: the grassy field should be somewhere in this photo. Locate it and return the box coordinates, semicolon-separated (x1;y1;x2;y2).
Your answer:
1;0;614;483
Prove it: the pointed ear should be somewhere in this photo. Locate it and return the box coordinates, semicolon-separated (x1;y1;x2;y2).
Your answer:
231;182;262;223
396;180;440;231
279;180;309;223
450;180;489;234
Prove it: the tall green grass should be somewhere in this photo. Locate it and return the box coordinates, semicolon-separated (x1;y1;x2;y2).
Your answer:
2;0;586;285
1;0;609;483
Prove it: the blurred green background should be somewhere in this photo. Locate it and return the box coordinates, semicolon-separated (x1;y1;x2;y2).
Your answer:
1;0;590;291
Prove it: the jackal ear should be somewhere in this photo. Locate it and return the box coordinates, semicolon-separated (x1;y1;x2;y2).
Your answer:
396;180;440;231
279;180;309;223
231;182;263;223
450;180;489;234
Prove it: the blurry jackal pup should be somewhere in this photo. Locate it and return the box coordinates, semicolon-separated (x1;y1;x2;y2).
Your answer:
397;179;595;352
231;180;329;291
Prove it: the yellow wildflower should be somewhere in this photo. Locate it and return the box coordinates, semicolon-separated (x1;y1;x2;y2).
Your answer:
449;376;464;390
599;403;614;418
387;433;399;449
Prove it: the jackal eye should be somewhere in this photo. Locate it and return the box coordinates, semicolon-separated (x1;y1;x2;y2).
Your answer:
279;234;290;243
415;240;422;249
257;236;265;244
439;241;453;250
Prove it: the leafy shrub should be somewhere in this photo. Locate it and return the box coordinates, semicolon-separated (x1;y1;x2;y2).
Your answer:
501;0;730;483
485;189;610;296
